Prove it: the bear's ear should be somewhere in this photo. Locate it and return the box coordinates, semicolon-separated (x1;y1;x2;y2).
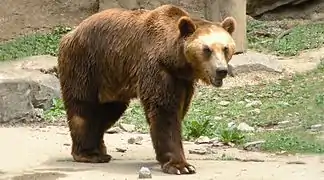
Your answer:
178;16;196;37
221;16;236;35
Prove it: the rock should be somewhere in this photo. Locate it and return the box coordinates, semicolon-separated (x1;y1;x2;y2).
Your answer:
228;51;283;76
127;136;143;145
195;136;211;144
106;127;123;134
0;55;60;123
247;0;313;17
278;120;290;125
116;147;127;153
119;123;136;132
310;124;323;131
245;100;262;108
243;140;266;151
249;108;261;115
237;122;255;132
227;122;236;129
189;148;207;155
138;167;152;179
219;100;230;106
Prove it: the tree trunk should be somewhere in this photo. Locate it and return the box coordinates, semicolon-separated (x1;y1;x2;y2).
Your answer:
205;0;247;54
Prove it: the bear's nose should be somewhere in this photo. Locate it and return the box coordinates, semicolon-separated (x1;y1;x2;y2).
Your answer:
215;67;228;78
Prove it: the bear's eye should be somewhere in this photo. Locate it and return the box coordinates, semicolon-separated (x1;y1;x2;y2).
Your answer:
202;45;212;56
223;46;229;54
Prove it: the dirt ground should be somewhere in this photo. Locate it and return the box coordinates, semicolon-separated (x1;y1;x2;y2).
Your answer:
0;46;322;180
0;46;323;179
0;126;323;180
1;1;324;179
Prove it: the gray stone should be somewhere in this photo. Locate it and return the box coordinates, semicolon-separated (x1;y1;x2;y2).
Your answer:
106;127;123;134
138;167;152;179
194;136;211;144
0;55;60;123
245;100;262;108
310;124;323;131
127;136;144;145
227;122;236;129
278;120;290;125
247;0;312;16
243;140;266;151
218;100;230;106
249;108;261;115
228;51;283;76
189;148;207;155
116;147;127;153
237;122;255;132
119;123;136;132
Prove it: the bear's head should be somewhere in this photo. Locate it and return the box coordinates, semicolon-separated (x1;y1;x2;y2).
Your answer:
178;16;237;87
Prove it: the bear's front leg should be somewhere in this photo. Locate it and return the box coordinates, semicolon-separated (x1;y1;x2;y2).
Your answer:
140;78;196;175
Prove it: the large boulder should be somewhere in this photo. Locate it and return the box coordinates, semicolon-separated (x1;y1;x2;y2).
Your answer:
0;55;60;123
247;0;311;17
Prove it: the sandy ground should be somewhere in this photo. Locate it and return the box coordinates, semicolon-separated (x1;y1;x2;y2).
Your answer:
0;126;323;180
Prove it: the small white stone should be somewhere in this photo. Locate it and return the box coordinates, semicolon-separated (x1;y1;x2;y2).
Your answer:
194;136;211;144
138;167;152;179
106;127;123;134
119;123;136;132
237;122;255;132
245;100;262;108
219;101;230;106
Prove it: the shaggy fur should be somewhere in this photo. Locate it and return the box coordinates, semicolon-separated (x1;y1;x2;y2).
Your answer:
57;4;236;175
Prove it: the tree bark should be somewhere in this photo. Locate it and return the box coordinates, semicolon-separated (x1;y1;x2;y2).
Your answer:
205;0;247;54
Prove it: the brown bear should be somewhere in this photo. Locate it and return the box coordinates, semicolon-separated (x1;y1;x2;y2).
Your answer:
57;4;236;175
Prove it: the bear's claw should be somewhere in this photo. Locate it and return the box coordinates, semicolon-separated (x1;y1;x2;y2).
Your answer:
162;162;196;175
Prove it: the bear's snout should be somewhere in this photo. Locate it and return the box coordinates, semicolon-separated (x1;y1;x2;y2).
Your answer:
215;67;228;79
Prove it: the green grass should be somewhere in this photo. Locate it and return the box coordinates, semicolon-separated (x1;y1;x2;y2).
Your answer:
247;19;324;56
0;19;323;61
44;61;324;154
0;26;71;61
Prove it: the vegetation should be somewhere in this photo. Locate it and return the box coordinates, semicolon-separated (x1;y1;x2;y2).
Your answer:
1;19;324;154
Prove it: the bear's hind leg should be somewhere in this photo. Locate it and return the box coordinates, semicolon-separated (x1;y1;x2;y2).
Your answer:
68;101;128;163
97;101;129;155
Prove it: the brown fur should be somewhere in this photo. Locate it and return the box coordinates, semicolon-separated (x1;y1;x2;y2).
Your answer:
57;4;236;175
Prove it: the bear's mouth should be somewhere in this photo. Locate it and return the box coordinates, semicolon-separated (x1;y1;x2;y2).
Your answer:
211;78;223;87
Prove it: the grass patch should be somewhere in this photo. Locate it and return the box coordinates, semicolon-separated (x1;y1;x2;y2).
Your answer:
0;20;324;61
247;19;324;56
43;98;66;122
0;26;71;61
123;61;324;154
45;61;324;154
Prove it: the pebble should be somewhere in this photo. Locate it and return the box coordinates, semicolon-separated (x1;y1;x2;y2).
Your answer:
194;136;211;144
106;127;123;134
119;123;136;132
278;120;290;125
116;147;127;153
138;167;152;179
189;148;207;155
128;136;144;145
311;124;322;131
237;122;255;132
227;122;236;129
219;100;230;106
245;100;262;108
249;108;261;115
243;140;265;151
